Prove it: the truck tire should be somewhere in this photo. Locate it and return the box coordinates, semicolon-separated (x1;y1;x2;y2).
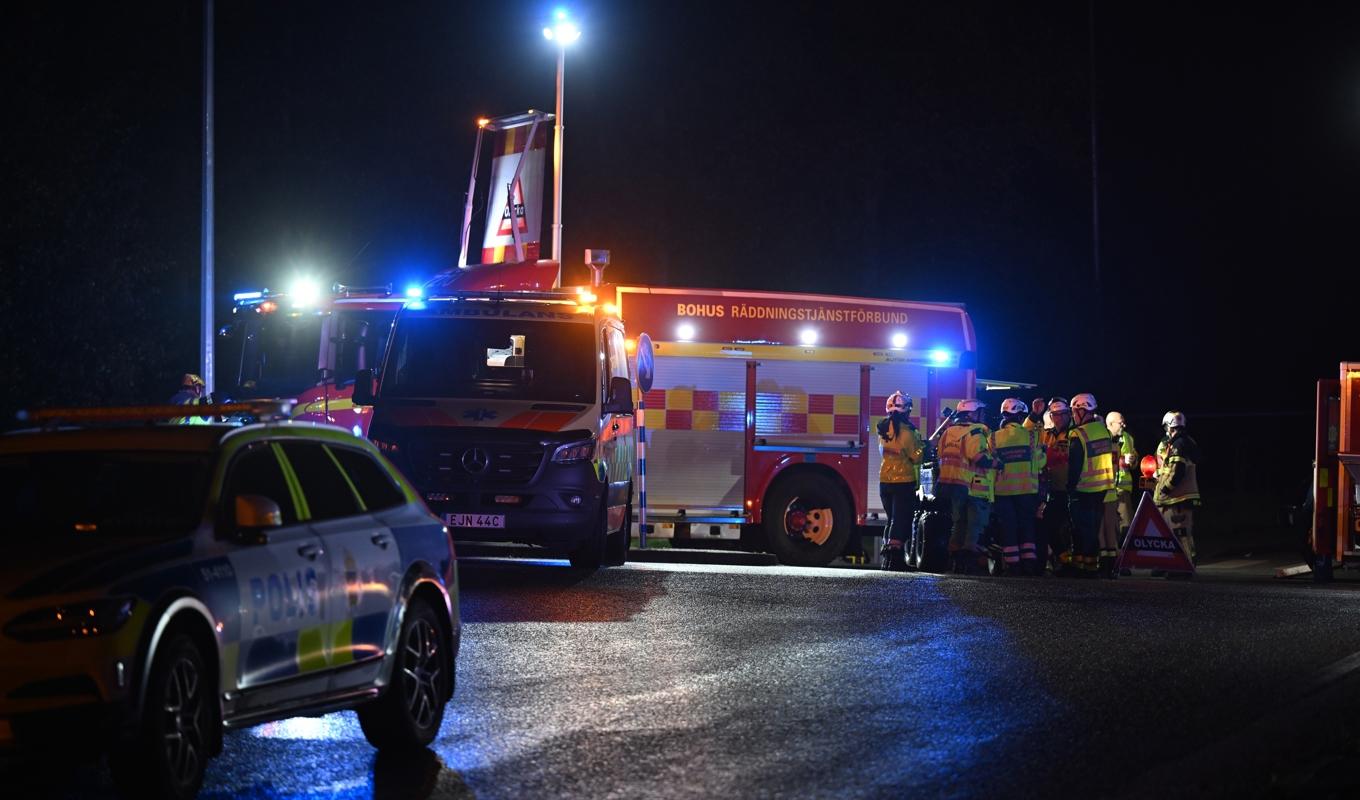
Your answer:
357;597;451;750
762;471;853;567
912;510;951;573
568;502;608;571
111;634;213;800
605;491;631;566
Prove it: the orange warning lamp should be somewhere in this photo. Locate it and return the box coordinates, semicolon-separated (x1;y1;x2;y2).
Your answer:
1140;455;1158;479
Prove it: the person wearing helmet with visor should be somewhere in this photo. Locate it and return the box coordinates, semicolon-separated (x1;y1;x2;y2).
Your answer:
1154;410;1201;561
169;373;210;425
1066;393;1116;577
1027;396;1073;574
991;398;1046;575
877;391;924;571
937;398;995;574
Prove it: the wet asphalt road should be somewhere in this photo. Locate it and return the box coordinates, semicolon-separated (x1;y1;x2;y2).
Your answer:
11;558;1360;799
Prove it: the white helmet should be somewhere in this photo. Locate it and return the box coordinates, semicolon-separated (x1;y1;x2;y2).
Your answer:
1000;398;1028;415
1042;410;1055;430
1047;398;1070;415
955;398;985;414
1163;410;1186;429
885;391;911;414
1071;393;1097;412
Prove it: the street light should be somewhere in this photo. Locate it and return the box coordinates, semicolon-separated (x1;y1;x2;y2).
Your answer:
543;9;580;283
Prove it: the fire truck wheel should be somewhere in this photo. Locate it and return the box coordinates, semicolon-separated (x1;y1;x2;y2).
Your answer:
568;502;608;571
762;471;853;567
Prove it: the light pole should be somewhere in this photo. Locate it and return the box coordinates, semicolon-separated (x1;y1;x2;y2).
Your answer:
201;0;215;394
543;9;580;285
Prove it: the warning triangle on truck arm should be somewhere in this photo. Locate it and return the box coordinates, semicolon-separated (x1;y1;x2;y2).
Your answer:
1115;492;1196;574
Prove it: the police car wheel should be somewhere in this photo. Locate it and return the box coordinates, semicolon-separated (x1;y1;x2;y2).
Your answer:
357;599;450;750
763;472;852;567
111;635;211;800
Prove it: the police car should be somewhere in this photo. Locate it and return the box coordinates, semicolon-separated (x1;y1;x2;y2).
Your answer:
0;403;460;800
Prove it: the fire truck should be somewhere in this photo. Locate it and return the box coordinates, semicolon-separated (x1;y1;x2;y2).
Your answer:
1311;362;1360;579
218;282;409;436
614;286;977;567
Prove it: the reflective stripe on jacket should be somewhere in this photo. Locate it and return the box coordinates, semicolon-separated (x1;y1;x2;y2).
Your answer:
1071;420;1116;494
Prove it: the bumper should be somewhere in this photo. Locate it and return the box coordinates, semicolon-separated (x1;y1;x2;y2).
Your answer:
1;699;134;753
436;490;606;548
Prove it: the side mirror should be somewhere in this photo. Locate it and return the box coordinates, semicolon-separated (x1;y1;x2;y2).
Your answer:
235;494;283;532
352;368;376;406
603;375;633;415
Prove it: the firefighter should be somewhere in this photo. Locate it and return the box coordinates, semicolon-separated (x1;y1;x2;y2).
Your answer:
1027;397;1073;575
1066;393;1116;577
170;373;210;425
1104;411;1138;556
991;398;1046;575
877;391;924;571
1154;410;1202;560
938;399;995;574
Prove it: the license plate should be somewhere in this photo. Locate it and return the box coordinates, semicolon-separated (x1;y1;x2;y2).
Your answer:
444;513;506;529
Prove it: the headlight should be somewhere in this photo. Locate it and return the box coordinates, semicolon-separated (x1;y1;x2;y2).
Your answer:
4;597;136;642
551;439;596;464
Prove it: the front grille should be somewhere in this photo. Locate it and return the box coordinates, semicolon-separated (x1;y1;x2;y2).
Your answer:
410;439;546;487
9;674;101;700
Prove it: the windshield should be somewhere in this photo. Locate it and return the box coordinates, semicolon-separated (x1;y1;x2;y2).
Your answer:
383;315;596;403
231;314;324;397
0;451;211;536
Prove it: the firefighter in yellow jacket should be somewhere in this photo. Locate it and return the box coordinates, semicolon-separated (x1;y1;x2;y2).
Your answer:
938;399;995;574
1155;410;1202;560
992;398;1046;576
877;391;924;571
1066;393;1116;577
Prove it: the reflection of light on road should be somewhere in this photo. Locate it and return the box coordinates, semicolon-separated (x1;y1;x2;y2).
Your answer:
251;714;358;740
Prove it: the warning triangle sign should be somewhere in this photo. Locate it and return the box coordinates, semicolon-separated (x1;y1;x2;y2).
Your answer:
496;178;530;237
1115;493;1195;574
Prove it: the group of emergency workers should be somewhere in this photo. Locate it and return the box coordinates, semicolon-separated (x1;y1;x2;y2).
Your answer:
876;391;1201;577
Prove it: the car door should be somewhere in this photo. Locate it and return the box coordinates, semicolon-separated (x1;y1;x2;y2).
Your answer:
276;440;400;678
222;441;330;691
601;325;635;532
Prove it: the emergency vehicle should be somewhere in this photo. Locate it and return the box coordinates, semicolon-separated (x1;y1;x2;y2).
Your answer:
1311;362;1360;578
0;402;459;800
218;282;408;436
354;259;636;570
615;286;976;567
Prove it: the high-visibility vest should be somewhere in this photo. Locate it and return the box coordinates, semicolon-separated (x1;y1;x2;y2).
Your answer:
1154;436;1201;506
939;422;994;499
878;417;922;484
1071;420;1116;494
992;422;1044;496
1112;431;1137;492
1040;427;1072;490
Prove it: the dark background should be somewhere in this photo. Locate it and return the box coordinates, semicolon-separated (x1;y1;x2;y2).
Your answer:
4;1;1358;512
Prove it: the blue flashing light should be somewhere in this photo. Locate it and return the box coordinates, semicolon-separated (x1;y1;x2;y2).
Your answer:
405;286;424;299
555;8;568;20
406;300;427;311
233;291;263;301
930;349;953;365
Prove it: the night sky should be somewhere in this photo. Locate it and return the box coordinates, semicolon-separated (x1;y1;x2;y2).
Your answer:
5;1;1360;493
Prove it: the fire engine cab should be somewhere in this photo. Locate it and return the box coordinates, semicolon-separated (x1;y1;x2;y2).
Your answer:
218;282;408;436
616;286;976;567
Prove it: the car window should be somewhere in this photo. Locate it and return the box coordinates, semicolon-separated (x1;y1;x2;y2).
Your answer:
329;446;407;511
278;441;363;521
605;327;630;382
223;444;298;527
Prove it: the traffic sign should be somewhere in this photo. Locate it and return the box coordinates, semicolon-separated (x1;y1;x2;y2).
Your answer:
636;333;655;393
1115;493;1195;574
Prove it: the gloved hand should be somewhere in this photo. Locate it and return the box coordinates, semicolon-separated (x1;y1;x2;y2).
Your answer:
1031;398;1046;415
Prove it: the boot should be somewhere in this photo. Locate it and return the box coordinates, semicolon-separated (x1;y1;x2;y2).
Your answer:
881;546;907;572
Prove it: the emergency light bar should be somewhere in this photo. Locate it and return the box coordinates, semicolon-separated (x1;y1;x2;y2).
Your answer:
16;400;296;425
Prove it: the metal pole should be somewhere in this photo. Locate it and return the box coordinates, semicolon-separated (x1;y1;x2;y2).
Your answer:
457;125;485;268
201;0;215;394
551;46;564;285
638;398;647;548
